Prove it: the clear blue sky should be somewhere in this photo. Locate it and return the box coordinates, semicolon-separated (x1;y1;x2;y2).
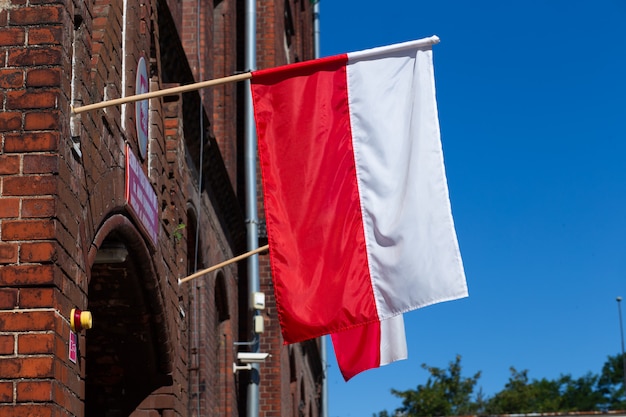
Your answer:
317;1;626;416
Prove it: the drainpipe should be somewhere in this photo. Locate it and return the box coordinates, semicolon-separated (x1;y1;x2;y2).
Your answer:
244;0;260;416
312;4;329;417
314;1;321;59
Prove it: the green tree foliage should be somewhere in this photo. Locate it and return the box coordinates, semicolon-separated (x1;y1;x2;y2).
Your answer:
388;355;481;417
560;373;607;412
598;353;626;409
375;353;626;417
484;369;605;414
485;368;559;414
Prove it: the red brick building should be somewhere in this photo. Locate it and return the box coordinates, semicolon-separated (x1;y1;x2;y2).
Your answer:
0;0;324;416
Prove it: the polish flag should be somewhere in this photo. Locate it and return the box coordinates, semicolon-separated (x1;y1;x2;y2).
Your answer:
251;36;467;346
331;314;407;381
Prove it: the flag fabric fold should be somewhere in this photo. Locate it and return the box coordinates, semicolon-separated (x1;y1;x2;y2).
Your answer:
331;314;407;381
251;36;468;345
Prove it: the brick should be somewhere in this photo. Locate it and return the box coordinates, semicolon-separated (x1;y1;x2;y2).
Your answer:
0;199;20;218
0;27;25;46
0;334;14;355
1;219;55;240
6;90;58;110
17;333;54;355
0;112;22;132
23;155;58;174
0;404;53;417
28;26;62;45
53;382;84;417
19;242;56;263
3;132;59;152
0;154;20;174
16;380;52;402
0;264;55;286
15;357;54;378
0;289;18;309
21;197;56;217
0;243;18;264
0;69;24;89
9;6;64;25
25;68;60;88
57;178;80;213
164;118;178;130
2;176;57;196
0;311;55;332
92;16;108;32
18;288;54;309
0;381;12;402
24;112;59;131
8;47;62;67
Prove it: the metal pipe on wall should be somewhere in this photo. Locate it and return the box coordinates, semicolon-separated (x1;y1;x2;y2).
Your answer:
193;1;204;416
244;0;260;416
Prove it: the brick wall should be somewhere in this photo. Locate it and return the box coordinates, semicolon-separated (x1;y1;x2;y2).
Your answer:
212;0;239;188
0;2;76;416
0;0;321;416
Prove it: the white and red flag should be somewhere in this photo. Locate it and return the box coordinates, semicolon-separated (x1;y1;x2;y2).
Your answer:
331;314;407;381
250;37;467;358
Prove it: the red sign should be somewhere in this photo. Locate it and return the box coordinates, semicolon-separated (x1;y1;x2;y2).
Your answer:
69;331;77;363
125;145;159;245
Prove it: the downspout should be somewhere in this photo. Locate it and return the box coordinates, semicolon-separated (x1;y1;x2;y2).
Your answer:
244;1;260;417
312;4;329;417
193;1;204;417
314;1;321;59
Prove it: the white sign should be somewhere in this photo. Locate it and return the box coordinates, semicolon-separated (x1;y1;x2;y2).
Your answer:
135;57;149;159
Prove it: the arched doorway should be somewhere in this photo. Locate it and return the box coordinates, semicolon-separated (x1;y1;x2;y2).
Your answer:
85;215;172;417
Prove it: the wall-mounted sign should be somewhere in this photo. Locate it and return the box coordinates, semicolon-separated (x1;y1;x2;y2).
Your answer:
135;57;149;160
69;331;77;364
125;145;158;246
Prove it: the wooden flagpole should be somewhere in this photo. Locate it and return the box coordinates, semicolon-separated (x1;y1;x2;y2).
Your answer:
71;72;252;115
73;70;263;283
178;244;269;285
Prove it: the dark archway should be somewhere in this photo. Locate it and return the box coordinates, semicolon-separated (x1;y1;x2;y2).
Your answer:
85;214;172;417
